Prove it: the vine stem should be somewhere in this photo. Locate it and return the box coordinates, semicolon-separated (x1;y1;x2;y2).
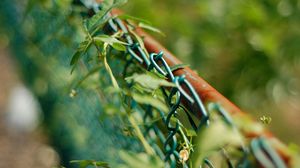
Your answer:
103;54;119;89
91;31;155;155
128;114;155;155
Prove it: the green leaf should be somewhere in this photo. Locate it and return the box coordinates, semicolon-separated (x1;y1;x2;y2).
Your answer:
94;35;127;45
111;42;127;51
70;39;92;66
127;27;149;58
118;14;151;24
191;121;243;167
132;93;168;112
128;27;145;48
86;0;128;32
170;63;189;72
125;73;175;90
70;160;110;168
70;51;81;66
138;22;165;36
186;129;197;137
118;151;164;168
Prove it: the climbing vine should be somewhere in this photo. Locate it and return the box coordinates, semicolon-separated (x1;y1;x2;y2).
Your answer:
31;0;297;167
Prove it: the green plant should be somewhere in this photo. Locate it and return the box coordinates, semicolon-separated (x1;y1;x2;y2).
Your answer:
67;0;299;167
1;0;300;167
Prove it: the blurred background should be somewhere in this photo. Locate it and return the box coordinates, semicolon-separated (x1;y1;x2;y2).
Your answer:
0;0;300;167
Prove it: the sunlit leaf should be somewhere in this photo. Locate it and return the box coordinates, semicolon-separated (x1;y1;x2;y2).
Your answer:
186;129;197;137
192;121;243;167
127;27;149;58
138;22;165;36
125;73;175;90
111;42;126;51
128;27;145;48
118;14;151;24
118;150;164;168
233;114;264;136
94;34;127;45
132;93;168;113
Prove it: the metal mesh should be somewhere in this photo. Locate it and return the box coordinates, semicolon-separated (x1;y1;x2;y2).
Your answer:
1;0;289;167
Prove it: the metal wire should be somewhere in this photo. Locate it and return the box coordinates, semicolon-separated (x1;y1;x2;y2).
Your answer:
75;1;288;167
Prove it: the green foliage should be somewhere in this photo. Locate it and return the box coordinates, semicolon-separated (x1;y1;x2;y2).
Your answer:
67;2;200;166
117;150;164;168
192;120;242;167
118;14;151;24
131;93;168;113
2;0;300;167
67;2;261;166
70;160;110;168
94;34;127;51
93;35;127;45
125;73;175;90
70;39;92;66
123;0;300;147
137;22;165;36
86;0;127;32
